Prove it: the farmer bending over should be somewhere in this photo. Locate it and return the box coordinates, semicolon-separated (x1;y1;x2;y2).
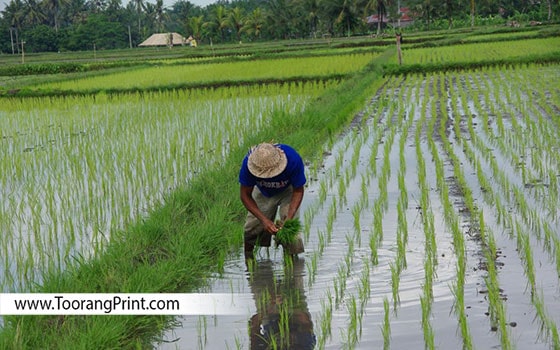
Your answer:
239;142;306;260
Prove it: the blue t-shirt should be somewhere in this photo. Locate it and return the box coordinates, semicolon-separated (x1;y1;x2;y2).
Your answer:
239;144;306;197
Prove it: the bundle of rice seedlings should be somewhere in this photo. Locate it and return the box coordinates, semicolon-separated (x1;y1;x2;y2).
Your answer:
275;219;301;246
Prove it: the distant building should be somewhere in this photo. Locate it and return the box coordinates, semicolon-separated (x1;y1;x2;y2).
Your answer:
366;7;414;28
138;33;188;47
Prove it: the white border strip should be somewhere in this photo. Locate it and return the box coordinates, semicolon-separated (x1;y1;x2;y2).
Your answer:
0;293;253;315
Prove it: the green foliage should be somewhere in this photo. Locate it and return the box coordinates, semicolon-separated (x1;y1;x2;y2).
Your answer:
276;219;302;246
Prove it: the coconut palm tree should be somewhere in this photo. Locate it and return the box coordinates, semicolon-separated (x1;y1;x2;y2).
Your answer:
86;0;107;13
297;0;321;38
264;0;296;39
22;0;47;27
154;0;167;32
358;0;387;35
41;0;71;32
228;6;245;42
470;0;475;27
188;15;203;39
322;0;361;37
242;7;265;40
205;5;229;42
3;0;25;53
133;0;145;35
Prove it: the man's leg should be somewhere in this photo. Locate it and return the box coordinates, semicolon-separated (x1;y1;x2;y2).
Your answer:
244;188;279;259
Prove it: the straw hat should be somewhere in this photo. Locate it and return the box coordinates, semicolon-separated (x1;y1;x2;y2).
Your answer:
247;143;287;178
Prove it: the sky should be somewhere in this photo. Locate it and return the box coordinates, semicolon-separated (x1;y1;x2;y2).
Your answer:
0;0;217;12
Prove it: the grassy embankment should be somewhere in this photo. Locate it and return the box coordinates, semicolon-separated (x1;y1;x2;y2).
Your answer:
0;48;392;350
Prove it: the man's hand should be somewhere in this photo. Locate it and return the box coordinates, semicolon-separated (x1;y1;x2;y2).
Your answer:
241;185;279;235
262;218;279;235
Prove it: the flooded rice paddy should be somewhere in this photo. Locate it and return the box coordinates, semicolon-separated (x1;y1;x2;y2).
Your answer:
157;65;560;349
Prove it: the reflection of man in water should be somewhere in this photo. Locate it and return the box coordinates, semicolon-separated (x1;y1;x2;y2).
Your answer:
248;258;316;350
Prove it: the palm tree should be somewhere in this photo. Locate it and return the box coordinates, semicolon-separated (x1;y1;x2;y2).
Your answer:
41;0;71;32
265;0;295;39
205;5;229;42
154;0;167;33
228;7;245;42
188;15;203;39
322;0;360;37
143;1;168;34
242;7;265;40
86;0;107;13
23;0;47;27
374;0;387;35
470;0;475;27
3;0;26;53
297;0;320;38
133;0;144;35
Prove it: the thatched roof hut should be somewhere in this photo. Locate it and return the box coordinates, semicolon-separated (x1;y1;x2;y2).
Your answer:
138;33;188;47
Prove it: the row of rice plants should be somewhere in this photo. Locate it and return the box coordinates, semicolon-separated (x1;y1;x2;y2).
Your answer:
300;62;558;350
421;75;474;349
301;80;397;349
438;73;515;349
0;82;333;293
461;30;542;42
306;74;444;349
33;52;379;93
456;67;560;347
413;100;439;350
468;65;560;266
480;71;560;257
442;65;559;348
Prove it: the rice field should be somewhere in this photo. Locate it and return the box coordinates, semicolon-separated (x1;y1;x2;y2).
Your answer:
32;52;378;92
400;37;560;64
0;82;333;293
158;63;560;349
1;28;559;348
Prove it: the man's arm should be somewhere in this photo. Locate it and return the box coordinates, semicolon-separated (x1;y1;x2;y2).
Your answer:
240;185;279;234
286;186;304;220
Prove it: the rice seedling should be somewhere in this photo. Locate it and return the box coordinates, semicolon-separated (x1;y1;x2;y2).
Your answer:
334;264;348;308
358;258;371;306
382;297;391;350
317;230;326;255
317;292;333;348
343;295;360;349
338;174;348;208
196;315;208;349
351;203;362;241
277;300;291;348
420;295;435;350
276;219;301;247
306;251;319;286
369;233;379;266
389;262;401;312
326;197;337;241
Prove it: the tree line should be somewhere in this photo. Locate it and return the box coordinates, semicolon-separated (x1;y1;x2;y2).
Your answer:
0;0;556;53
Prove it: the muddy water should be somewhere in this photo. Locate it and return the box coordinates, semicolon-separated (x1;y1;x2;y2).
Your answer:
155;135;463;349
156;68;560;349
156;113;469;349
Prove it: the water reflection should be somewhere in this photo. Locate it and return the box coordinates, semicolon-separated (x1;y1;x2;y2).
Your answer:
247;257;316;350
